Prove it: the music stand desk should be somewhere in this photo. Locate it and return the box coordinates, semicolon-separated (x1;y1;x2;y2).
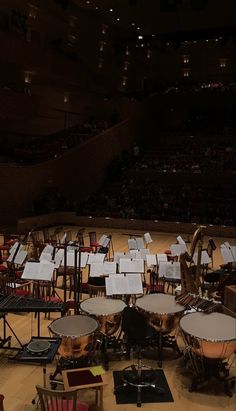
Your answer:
62;367;109;411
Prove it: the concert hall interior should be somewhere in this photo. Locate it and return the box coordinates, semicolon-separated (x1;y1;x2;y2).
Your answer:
0;1;236;410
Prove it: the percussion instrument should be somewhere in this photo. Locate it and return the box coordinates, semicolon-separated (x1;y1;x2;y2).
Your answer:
136;294;185;334
180;312;236;359
175;292;221;313
48;315;99;359
80;297;126;336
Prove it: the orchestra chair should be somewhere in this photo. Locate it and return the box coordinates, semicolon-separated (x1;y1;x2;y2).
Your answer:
0;394;4;411
114;306;163;407
35;385;89;411
88;232;100;253
88;284;106;298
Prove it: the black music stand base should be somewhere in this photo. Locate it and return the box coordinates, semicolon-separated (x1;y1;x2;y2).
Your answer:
187;356;235;397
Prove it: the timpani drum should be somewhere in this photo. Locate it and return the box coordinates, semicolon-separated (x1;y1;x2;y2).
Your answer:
136;294;185;334
180;312;236;359
48;315;99;359
80;297;126;336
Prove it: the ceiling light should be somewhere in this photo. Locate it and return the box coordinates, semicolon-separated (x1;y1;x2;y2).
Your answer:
116;18;120;21
109;8;113;12
137;26;140;30
131;23;135;26
138;35;143;40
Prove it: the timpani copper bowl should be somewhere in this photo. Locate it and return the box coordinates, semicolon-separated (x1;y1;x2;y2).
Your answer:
48;314;99;359
80;297;126;336
180;312;236;359
135;294;185;334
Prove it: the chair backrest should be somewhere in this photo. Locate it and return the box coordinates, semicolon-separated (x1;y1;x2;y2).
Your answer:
88;231;97;245
122;306;148;344
0;394;4;411
36;385;83;411
88;284;106;297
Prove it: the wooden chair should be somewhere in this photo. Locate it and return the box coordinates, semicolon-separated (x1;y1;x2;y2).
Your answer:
0;394;4;411
88;284;106;297
35;385;89;411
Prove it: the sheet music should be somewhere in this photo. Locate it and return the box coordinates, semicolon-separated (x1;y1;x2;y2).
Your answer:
106;273;143;295
98;235;110;247
156;253;168;264
144;232;152;244
113;252;132;263
9;242;21;255
170;244;187;256
80;252;89;268
22;261;54;281
177;235;186;245
136;237;145;250
54;249;64;268
42;244;54;254
40;252;53;262
139;248;150;260
146;254;157;267
128;238;137;250
220;244;236;263
193;250;211;265
87;253;106;264
90;263;104;277
104;261;116;274
159;261;181;279
7;250;27;265
119;258;144;273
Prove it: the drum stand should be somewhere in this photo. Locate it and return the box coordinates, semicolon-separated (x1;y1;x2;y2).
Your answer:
157;331;181;368
185;351;235;397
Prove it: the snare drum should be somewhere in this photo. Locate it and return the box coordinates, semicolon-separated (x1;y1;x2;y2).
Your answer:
180;312;236;359
136;294;185;334
80;297;126;336
48;315;99;359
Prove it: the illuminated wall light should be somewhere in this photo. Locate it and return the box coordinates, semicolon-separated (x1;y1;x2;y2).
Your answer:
136;27;140;30
122;76;128;86
138;35;143;40
99;40;106;51
147;49;152;59
63;94;69;103
101;24;108;35
109;8;113;12
98;58;103;68
219;58;227;68
183;54;190;64
125;46;130;56
28;4;38;19
116;18;120;21
183;69;190;77
123;61;129;71
24;71;32;84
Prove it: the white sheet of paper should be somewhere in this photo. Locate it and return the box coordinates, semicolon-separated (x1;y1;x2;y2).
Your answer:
9;242;21;255
22;261;54;281
8;250;28;265
126;273;143;294
119;258;144;273
87;253;106;264
90;263;104;277
156;253;168;264
104;261;116;274
42;244;54;254
159;261;181;279
146;254;157;267
177;236;186;245
144;232;152;244
220;245;236;263
40;252;53;262
136;237;145;250
193;250;211;265
170;244;187;256
128;238;137;250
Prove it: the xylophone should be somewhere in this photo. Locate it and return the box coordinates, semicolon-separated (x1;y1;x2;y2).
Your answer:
0;293;68;314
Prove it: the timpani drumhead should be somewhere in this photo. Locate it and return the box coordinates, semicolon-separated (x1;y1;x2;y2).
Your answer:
48;315;99;338
180;312;236;342
48;315;99;359
80;297;126;336
136;294;185;315
180;312;236;359
80;297;126;316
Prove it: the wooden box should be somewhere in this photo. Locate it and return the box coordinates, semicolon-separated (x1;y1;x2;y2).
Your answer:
224;285;236;313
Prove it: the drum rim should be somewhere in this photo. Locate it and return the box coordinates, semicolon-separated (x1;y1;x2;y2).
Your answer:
180;312;236;343
80;296;126;316
48;314;99;338
136;293;185;315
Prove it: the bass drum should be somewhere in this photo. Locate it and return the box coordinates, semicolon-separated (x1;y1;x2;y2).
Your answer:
80;297;126;336
180;312;236;359
48;315;99;359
